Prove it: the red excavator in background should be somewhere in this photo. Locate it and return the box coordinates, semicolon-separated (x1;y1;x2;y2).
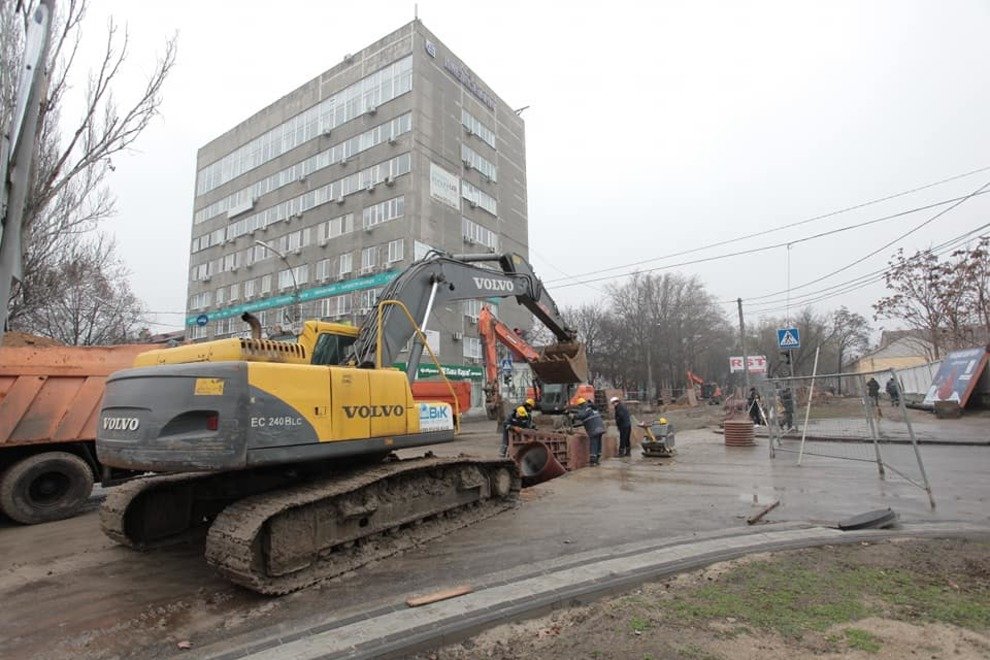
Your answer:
478;305;591;420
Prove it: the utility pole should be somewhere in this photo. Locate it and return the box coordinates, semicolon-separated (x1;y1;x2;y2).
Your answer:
254;240;300;326
0;2;53;343
737;298;749;391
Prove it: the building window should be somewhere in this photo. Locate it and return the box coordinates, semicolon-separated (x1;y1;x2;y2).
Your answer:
461;180;497;216
339;252;353;276
189;291;211;310
261;274;272;294
461;217;499;251
362;195;405;229
319;294;352;318
461;144;497;182
387;239;404;263
215;287;225;305
217;153;411;243
196;57;413;196
319;213;354;243
189;325;208;340
463;300;482;320
463;336;482;359
244;279;256;299
294;264;309;286
358;287;383;314
229;283;239;302
316;258;332;282
193;113;414;226
361;246;378;274
461;109;496;150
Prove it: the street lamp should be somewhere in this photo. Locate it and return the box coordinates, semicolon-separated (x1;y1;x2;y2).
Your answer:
254;239;300;324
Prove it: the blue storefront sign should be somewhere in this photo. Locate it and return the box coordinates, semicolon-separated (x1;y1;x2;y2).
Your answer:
186;270;398;326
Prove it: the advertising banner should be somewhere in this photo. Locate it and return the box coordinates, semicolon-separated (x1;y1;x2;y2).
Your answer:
922;347;988;408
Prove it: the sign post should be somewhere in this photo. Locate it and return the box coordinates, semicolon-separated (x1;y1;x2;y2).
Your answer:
777;326;800;378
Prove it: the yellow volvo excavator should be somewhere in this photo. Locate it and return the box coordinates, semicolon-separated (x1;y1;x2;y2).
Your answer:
96;251;587;594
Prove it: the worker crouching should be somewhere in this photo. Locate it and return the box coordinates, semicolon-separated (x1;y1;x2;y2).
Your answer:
501;405;534;457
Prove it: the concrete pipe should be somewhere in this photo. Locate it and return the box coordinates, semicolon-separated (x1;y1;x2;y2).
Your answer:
515;442;567;487
723;419;756;446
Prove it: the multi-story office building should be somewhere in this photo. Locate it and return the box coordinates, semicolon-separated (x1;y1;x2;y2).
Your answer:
184;20;529;399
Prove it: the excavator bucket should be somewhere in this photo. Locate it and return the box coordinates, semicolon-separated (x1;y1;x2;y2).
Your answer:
530;341;589;384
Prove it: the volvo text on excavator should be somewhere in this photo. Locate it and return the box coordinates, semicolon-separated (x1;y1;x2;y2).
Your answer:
96;251;584;594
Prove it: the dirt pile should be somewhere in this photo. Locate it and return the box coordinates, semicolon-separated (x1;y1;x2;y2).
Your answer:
1;331;63;347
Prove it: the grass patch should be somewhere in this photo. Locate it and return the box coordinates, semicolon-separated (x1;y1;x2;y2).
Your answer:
844;628;882;653
664;555;989;639
676;644;721;659
629;616;650;632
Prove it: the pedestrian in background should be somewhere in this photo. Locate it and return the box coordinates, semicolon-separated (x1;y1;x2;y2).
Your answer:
866;377;881;407
747;387;763;425
573;397;605;466
611;396;632;457
780;387;796;431
885;377;900;407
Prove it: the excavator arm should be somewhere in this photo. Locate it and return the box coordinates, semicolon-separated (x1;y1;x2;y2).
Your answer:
347;251;586;384
478;305;544;420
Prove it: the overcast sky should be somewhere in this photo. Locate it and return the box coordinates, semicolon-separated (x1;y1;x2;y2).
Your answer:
77;0;990;337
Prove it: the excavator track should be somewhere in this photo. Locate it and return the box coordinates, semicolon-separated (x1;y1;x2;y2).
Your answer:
100;465;329;549
100;472;215;549
206;456;520;595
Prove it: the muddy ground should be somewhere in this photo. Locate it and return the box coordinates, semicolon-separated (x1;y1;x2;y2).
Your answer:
0;413;985;659
424;538;990;659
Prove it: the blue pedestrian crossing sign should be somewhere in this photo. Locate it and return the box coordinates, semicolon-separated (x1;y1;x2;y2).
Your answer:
500;358;513;373
777;327;800;349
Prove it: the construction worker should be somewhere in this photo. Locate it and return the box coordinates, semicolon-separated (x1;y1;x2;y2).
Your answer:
747;387;763;425
500;405;533;458
522;397;536;413
779;387;796;431
573;397;605;466
885;377;900;407
610;396;632;457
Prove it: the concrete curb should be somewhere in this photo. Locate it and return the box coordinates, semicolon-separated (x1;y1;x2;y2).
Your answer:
204;522;990;660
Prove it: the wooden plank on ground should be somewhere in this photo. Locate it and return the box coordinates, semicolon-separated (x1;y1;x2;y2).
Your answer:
405;584;474;607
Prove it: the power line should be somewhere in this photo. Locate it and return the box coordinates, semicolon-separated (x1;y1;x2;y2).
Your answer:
745;223;990;314
744;178;990;302
546;190;990;290
544;164;990;286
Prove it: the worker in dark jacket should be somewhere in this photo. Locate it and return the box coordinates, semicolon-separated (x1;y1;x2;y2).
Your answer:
573;397;606;465
500;405;533;457
611;396;632;457
866;377;881;406
885;377;900;407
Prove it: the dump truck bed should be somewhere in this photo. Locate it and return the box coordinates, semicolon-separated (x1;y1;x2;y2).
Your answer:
0;344;151;447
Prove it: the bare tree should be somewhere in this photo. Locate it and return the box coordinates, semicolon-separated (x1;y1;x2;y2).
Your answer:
599;272;731;397
949;236;990;343
873;242;990;358
21;234;143;344
2;0;176;332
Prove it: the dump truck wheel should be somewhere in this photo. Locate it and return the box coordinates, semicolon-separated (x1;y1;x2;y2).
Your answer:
0;452;94;524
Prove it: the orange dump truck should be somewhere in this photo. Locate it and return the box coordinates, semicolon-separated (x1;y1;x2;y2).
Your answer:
0;343;150;524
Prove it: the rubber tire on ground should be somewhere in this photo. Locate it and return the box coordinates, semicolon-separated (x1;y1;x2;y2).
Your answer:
0;451;94;524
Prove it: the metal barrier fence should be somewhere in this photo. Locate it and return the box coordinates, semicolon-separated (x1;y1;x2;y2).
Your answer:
751;367;935;508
